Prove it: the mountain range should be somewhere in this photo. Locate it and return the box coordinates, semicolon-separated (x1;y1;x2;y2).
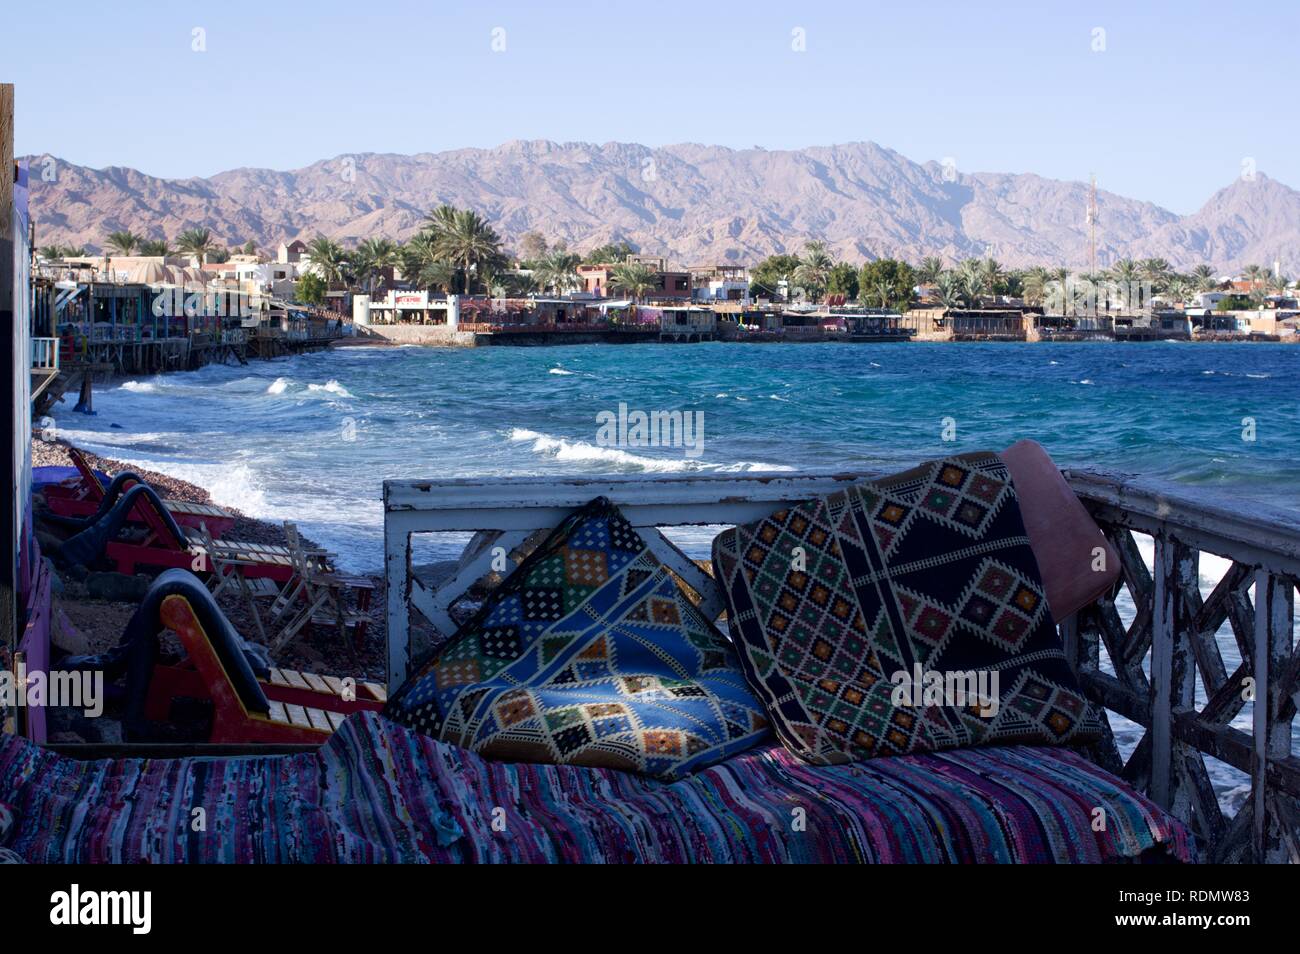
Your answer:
22;141;1300;273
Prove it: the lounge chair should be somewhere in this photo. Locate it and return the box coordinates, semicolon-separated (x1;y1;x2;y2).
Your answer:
44;447;235;534
64;568;386;744
60;482;297;582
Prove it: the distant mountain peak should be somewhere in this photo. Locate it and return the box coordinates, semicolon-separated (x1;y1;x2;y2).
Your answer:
21;142;1300;271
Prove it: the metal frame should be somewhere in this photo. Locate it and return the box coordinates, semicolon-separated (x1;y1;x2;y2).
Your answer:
384;468;1300;863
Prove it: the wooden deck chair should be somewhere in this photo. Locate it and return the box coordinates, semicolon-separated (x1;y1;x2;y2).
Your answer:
92;486;296;582
266;524;335;655
195;521;279;641
46;447;235;534
271;523;373;655
152;589;386;745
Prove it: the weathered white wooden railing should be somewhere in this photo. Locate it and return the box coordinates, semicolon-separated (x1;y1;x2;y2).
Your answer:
1061;470;1299;863
384;470;1299;863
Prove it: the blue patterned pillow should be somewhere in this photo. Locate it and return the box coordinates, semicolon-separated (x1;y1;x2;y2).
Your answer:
385;497;770;780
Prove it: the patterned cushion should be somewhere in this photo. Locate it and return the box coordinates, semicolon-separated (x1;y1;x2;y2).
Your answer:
386;497;770;780
0;801;12;846
712;451;1103;765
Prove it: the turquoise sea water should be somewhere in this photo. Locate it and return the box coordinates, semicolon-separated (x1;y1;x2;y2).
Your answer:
54;340;1300;572
51;340;1300;805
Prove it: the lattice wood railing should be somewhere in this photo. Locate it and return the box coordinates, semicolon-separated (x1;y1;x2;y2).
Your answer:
384;470;1300;863
1063;470;1299;863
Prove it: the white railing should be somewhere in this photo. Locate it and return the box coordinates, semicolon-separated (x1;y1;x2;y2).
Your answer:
30;337;60;371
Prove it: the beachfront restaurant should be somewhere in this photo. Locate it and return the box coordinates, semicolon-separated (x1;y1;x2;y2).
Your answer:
656;306;717;341
942;308;1033;339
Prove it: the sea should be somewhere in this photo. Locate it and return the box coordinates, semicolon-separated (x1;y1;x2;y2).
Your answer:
51;340;1300;806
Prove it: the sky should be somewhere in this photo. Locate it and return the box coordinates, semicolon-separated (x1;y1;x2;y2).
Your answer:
2;0;1296;213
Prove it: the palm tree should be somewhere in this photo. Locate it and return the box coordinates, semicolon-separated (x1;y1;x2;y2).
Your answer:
105;230;140;255
306;235;348;286
353;237;399;294
1191;264;1217;292
917;256;945;285
177;228;215;265
432;208;504;294
935;271;964;310
957;259;986;304
1164;276;1189;306
1269;272;1290;297
980;258;1004;297
534;251;583;294
139;239;171;257
608;262;660;302
1021;266;1051;306
1242;264;1268;300
793;241;835;301
1139;257;1173;290
1108;258;1140;288
424;204;460;239
38;245;64;261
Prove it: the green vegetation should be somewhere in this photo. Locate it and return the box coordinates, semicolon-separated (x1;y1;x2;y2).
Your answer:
105;230;140;255
296;272;326;305
176;228;215;264
583;241;636;266
859;259;916;311
608;261;659;302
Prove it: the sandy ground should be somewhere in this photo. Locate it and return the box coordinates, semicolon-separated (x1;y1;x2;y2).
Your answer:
31;436;389;742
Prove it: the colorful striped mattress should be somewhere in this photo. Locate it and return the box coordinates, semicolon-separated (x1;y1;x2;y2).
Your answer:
0;711;1194;863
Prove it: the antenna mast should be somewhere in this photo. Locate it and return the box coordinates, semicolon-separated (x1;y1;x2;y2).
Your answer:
1086;174;1098;277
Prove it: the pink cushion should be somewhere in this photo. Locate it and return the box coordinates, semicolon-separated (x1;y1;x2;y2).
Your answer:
999;440;1119;622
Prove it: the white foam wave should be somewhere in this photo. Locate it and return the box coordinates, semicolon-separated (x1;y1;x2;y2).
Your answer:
508;428;793;474
548;368;576;376
306;379;353;398
266;377;290;395
119;380;157;393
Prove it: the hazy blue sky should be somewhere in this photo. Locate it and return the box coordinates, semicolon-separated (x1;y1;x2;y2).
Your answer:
3;0;1294;212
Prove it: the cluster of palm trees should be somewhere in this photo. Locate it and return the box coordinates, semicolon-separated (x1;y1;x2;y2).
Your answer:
83;228;252;263
296;205;513;297
923;256;1289;310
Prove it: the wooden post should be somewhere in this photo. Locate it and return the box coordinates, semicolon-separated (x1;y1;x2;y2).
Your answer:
1253;570;1294;862
1;84;17;728
1149;536;1177;808
384;508;413;691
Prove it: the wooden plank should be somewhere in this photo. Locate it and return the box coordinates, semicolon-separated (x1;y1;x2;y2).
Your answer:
1067;470;1300;575
268;668;288;686
301;671;330;693
1253;570;1294;862
385;519;413;690
284;704;310;728
305;706;332;732
322;675;346;695
636;527;726;620
1149;537;1176;808
327;710;346;730
266;700;288;724
282;669;310;690
363;681;387;703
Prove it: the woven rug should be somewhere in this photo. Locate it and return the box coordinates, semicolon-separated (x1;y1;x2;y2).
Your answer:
0;711;1193;863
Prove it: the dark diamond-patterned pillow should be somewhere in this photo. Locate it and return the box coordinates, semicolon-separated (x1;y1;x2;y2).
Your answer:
712;452;1101;765
385;497;769;780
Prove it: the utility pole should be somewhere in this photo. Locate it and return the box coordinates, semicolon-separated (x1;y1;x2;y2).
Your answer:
1087;174;1098;278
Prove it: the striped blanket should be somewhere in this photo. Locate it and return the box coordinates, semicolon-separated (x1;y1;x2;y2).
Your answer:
0;711;1193;863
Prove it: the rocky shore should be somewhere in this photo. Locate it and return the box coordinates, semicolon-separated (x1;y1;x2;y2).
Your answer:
31;437;386;743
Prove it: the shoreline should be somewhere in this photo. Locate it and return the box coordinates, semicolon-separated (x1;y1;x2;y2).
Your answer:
30;436;387;744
